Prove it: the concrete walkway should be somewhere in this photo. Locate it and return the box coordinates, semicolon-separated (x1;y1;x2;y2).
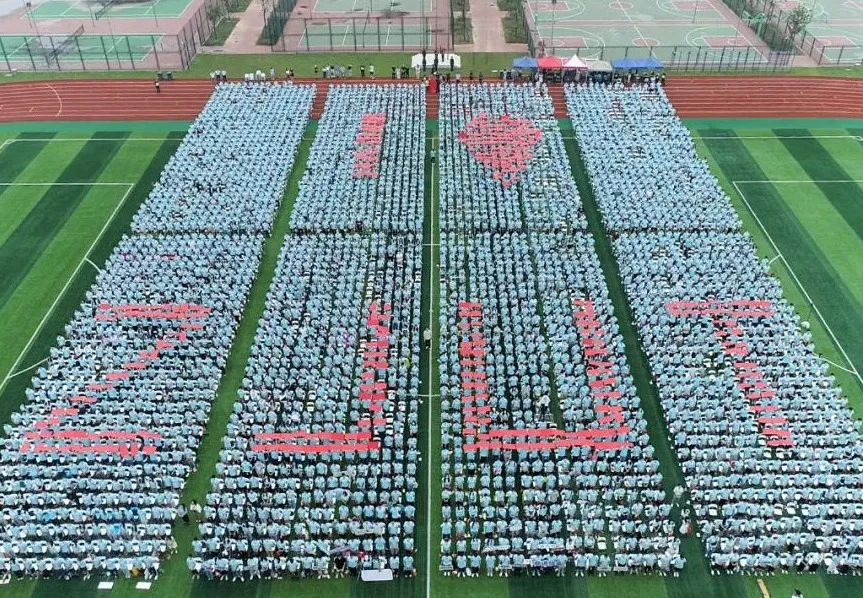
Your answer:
202;0;270;54
462;0;526;53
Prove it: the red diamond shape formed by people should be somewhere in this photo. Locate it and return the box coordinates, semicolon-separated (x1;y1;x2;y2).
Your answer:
458;113;543;187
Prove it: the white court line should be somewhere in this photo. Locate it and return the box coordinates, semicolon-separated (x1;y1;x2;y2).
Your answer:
5;357;49;381
0;182;136;396
425;134;436;598
695;135;863;141
617;1;651;49
731;180;863;390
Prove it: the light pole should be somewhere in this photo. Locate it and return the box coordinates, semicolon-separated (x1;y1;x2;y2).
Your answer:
550;0;556;55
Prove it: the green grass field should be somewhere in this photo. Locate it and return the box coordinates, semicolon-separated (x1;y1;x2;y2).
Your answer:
2;116;863;598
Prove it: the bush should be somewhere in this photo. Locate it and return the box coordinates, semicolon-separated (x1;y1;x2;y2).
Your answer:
453;16;472;44
257;0;297;46
497;0;526;43
205;17;239;45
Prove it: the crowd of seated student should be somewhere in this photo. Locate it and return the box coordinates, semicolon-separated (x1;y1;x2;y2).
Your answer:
568;80;863;574
436;83;682;578
0;82;314;580
193;85;426;580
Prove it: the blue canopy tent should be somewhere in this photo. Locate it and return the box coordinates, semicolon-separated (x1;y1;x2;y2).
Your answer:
611;57;663;70
512;56;538;69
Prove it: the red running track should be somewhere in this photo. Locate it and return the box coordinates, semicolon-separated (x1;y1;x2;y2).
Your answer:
1;76;863;122
0;79;434;122
663;76;863;118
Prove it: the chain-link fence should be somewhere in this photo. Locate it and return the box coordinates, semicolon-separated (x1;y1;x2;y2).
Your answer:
0;0;230;72
270;14;452;52
721;0;859;65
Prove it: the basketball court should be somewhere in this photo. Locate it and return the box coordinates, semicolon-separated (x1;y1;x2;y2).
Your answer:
781;0;863;62
527;0;768;63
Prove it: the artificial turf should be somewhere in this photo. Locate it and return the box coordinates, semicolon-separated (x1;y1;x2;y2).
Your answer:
2;116;863;598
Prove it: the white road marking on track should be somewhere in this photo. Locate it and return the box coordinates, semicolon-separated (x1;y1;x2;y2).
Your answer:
732;179;863;390
43;83;63;117
0;182;136;396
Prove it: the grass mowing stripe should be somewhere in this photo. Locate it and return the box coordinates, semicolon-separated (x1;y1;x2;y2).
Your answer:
699;130;863;598
702;130;863;405
0;132;56;182
0;132;183;598
562;119;744;598
0;132;128;312
773;129;863;243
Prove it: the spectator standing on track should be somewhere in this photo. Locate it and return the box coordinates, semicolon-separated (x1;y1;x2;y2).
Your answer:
154;79;160;94
369;64;375;78
360;65;365;78
449;56;454;71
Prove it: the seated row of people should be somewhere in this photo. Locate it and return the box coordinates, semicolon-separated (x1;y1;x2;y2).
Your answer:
567;81;863;574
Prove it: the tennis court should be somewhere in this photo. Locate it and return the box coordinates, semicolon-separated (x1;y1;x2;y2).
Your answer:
528;0;767;62
310;0;432;15
299;19;431;48
27;0;193;20
0;34;161;64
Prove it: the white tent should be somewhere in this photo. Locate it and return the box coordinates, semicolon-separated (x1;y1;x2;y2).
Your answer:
411;53;460;70
563;54;588;70
585;59;613;72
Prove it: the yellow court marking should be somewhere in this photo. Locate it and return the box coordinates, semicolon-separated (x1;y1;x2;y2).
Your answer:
757;578;771;598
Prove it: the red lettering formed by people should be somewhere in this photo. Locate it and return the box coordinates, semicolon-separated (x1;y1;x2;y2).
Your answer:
19;302;212;458
665;299;793;448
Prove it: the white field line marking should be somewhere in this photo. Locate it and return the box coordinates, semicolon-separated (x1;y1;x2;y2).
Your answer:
6;357;49;380
732;180;863;389
0;182;135;396
695;135;863;141
736;179;863;184
0;182;134;186
2;138;174;143
425;134;436;598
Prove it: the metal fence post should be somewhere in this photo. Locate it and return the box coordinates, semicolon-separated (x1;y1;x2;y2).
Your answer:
837;46;844;64
328;18;333;51
353;18;358;51
151;34;160;70
99;36;110;69
75;35;85;70
401;16;405;50
377;17;381;50
0;38;9;72
47;37;61;70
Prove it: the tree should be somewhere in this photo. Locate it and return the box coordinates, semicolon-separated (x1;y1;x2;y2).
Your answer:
786;4;812;40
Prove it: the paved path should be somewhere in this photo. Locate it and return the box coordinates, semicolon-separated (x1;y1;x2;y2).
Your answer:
462;0;526;53
203;0;271;54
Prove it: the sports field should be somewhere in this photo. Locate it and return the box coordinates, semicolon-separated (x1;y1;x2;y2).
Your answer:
527;0;765;62
3;115;863;598
300;20;431;49
27;0;193;20
0;35;161;66
691;119;863;417
310;0;432;15
790;0;863;63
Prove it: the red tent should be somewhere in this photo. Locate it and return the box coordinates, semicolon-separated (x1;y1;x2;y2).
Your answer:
537;55;563;69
